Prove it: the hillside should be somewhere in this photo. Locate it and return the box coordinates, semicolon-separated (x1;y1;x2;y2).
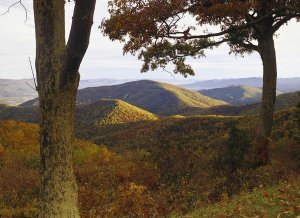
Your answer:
198;85;263;106
1;108;299;217
76;99;158;125
21;80;228;116
75;99;159;139
180;178;300;217
199;91;300;116
0;104;39;123
241;91;300;115
0;99;158;129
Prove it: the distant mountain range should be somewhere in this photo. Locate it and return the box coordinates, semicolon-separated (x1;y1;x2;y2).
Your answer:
0;78;129;106
198;85;264;106
0;78;196;106
21;80;228;116
1;88;299;128
202;90;300;116
1;77;300;106
181;77;300;92
0;79;37;106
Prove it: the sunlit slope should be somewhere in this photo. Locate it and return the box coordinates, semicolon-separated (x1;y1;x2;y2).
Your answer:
76;80;228;115
1;99;158;126
198;85;263;106
76;99;158;126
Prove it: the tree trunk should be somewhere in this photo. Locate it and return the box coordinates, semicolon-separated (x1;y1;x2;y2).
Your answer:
257;35;277;165
38;79;80;217
33;0;96;216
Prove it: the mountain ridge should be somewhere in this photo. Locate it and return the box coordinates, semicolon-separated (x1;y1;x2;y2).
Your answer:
20;80;229;116
198;85;263;106
181;77;300;92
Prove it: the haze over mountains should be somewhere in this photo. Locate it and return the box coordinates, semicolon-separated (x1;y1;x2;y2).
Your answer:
21;80;228;116
1;82;299;126
182;77;300;92
1;77;299;111
0;79;37;106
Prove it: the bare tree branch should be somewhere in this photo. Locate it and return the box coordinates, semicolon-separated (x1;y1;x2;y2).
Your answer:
0;0;29;22
28;57;38;91
159;9;282;41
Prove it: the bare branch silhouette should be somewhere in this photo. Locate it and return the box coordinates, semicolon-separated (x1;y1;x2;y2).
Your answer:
1;0;29;22
25;57;38;92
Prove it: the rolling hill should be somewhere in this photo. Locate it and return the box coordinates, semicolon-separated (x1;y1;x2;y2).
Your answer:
198;85;263;106
241;91;300;115
21;80;228;116
200;90;300;116
74;99;159;139
0;99;158;127
76;99;158;126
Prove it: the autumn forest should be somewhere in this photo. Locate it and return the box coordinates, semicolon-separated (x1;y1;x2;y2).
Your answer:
0;0;300;217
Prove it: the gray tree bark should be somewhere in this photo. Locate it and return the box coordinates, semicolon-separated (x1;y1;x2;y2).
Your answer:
33;0;96;217
257;34;277;165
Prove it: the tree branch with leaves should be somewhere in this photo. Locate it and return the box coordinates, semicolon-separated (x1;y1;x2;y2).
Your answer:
101;0;299;165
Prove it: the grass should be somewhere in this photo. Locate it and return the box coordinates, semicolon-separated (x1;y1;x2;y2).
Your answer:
176;177;300;218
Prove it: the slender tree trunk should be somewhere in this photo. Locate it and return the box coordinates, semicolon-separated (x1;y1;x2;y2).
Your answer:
33;0;96;216
257;35;277;165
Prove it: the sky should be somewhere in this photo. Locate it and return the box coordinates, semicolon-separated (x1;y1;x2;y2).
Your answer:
0;0;299;81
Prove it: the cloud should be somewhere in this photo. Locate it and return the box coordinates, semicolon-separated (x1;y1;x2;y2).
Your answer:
0;1;299;81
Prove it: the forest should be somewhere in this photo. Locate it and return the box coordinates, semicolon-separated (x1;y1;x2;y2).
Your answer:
0;0;300;217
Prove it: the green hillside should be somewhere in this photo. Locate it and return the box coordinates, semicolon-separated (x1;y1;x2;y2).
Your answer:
198;85;263;106
21;80;228;115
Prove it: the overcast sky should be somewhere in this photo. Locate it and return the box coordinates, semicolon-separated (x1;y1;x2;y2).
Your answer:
0;0;299;81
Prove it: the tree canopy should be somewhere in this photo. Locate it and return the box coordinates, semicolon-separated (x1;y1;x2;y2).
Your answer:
101;0;299;76
102;0;300;165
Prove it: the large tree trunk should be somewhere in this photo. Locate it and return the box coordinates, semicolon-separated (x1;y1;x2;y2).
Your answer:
33;0;96;217
38;78;80;217
257;35;277;165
